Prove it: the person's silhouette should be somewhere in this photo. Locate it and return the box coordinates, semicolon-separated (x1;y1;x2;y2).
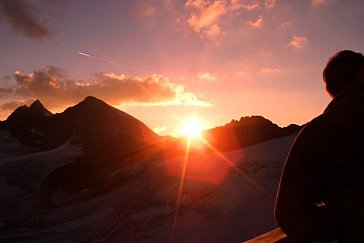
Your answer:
275;50;364;243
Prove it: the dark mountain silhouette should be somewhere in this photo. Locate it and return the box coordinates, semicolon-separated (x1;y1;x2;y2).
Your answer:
29;100;53;117
202;116;301;151
157;116;301;157
1;99;301;155
42;96;160;155
1;96;159;153
7;99;52;121
1;97;162;201
0;100;53;145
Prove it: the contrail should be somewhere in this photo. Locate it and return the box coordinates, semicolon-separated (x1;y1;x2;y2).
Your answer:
78;51;94;58
78;51;152;74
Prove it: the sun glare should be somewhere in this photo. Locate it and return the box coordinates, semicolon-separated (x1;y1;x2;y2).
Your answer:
179;117;204;139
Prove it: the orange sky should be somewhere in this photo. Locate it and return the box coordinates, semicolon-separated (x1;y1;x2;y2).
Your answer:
1;0;363;135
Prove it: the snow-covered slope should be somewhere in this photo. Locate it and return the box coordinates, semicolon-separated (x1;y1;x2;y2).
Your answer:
0;134;296;242
0;137;83;228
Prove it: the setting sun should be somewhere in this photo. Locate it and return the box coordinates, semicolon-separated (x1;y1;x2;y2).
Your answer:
179;117;205;139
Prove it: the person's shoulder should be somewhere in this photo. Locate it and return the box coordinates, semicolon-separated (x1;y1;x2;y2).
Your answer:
297;113;328;138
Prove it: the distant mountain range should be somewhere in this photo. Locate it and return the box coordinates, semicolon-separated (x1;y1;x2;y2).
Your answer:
0;97;302;154
0;97;301;198
1;96;159;153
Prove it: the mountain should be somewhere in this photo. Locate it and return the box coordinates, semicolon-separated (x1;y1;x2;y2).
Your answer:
203;115;301;151
1;96;160;152
29;100;53;117
1;97;161;199
6;99;53;121
0;100;53;146
156;116;301;158
43;96;159;154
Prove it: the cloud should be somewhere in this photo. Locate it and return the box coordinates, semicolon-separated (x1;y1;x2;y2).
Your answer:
260;67;280;73
311;0;329;5
264;0;276;9
288;35;308;49
129;5;156;18
247;15;263;28
185;0;259;36
279;21;292;29
186;0;227;33
205;24;221;36
198;72;217;81
0;0;53;39
185;0;208;9
1;66;211;115
230;0;259;10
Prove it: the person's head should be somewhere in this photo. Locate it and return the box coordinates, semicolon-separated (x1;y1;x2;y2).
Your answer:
323;50;364;98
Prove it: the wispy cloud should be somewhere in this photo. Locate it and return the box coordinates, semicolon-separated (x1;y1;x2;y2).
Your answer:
198;72;217;81
185;0;259;36
260;67;280;73
264;0;276;9
205;24;221;36
279;21;292;30
311;0;329;6
128;5;156;18
288;35;308;49
230;0;259;10
0;66;211;116
248;15;263;28
186;0;227;34
0;0;53;39
185;0;208;9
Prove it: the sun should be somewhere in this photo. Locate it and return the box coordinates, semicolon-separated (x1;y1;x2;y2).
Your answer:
179;117;205;139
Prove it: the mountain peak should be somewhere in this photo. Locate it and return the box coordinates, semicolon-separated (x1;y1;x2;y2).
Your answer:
29;100;53;116
82;96;105;105
5;99;52;123
30;99;43;108
75;96;109;110
69;96;133;119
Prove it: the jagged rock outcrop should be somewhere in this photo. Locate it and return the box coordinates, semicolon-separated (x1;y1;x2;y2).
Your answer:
203;116;301;151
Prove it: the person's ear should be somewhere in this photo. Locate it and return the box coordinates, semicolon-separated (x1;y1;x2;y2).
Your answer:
323;79;334;99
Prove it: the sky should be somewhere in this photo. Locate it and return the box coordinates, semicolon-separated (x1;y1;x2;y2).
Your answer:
1;0;364;136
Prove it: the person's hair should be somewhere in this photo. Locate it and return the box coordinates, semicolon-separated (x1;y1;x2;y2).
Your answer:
323;50;364;97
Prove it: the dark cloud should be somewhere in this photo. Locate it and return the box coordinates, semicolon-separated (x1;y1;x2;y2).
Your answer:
0;0;53;39
2;66;211;113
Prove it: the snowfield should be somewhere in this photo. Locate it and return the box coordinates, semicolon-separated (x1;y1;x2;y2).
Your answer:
0;133;296;243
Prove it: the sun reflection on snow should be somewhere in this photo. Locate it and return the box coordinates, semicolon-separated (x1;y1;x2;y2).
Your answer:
170;131;263;239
